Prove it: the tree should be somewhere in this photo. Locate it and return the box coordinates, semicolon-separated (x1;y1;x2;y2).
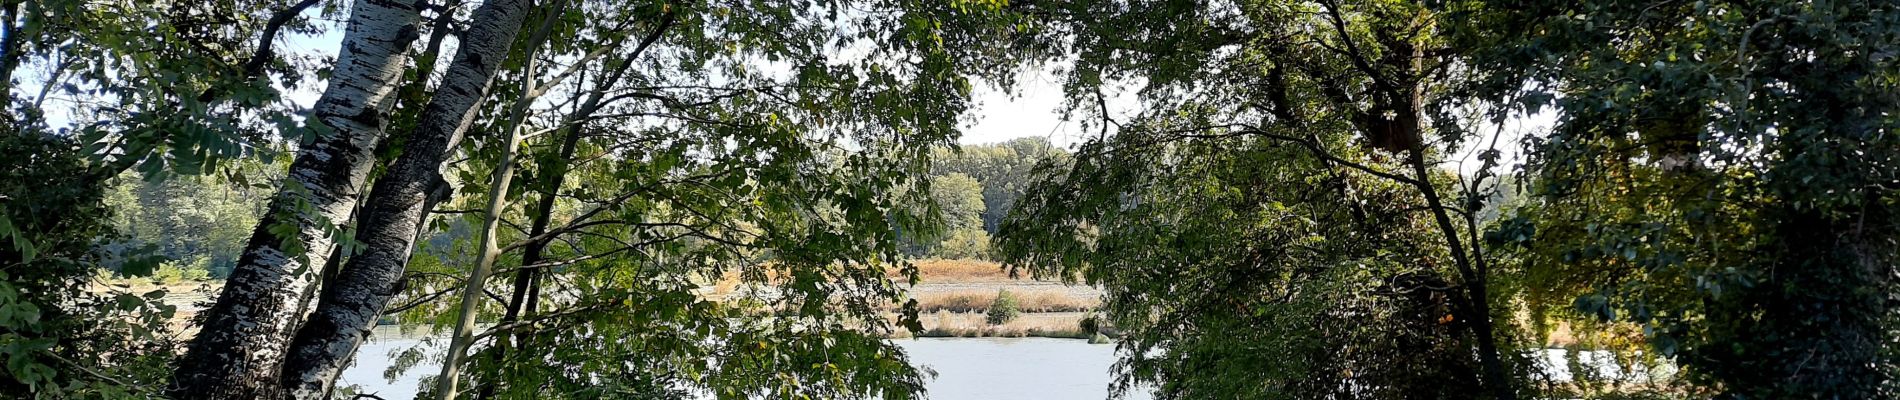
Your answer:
267;0;1031;398
932;138;1067;233
995;1;1529;398
280;0;541;395
171;0;422;397
102;165;277;279
2;1;328;397
931;173;987;233
922;172;991;258
0;127;176;398
394;0;1031;396
1456;1;1900;397
9;0;325;178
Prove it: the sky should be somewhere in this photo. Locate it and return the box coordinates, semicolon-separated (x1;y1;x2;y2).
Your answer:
960;69;1089;148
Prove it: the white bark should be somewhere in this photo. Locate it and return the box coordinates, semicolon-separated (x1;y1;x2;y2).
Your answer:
170;0;420;398
278;0;540;398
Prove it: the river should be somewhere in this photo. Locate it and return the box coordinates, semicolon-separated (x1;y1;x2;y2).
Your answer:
336;326;1654;399
335;326;1153;400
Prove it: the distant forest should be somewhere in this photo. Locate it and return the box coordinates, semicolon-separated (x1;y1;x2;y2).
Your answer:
101;138;1064;280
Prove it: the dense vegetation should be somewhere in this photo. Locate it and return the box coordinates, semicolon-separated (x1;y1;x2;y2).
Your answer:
0;0;1894;399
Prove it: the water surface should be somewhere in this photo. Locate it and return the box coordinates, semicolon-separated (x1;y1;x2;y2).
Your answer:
337;327;1149;400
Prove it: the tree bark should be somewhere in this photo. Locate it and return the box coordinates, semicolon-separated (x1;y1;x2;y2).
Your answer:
277;0;538;397
170;0;420;398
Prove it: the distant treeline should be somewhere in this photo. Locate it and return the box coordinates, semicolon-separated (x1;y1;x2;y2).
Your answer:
102;162;280;280
902;137;1067;260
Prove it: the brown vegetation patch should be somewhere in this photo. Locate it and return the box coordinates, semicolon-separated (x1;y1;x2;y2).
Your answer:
902;259;1022;283
893;311;1104;339
906;288;1098;313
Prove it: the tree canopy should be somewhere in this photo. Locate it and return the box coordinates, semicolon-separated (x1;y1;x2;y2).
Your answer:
2;0;1897;399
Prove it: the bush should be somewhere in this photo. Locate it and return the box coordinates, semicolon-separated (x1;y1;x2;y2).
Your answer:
149;257;211;284
933;228;992;260
152;263;185;283
181;266;210;281
985;289;1021;325
0;129;176;394
1079;313;1101;335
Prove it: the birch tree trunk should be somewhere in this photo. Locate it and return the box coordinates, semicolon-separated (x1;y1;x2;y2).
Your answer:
169;0;420;398
277;0;538;397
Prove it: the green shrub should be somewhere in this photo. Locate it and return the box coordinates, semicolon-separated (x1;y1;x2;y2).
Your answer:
985;289;1020;325
152;263;185;284
180;267;209;281
150;257;211;284
933;228;992;260
1078;312;1101;335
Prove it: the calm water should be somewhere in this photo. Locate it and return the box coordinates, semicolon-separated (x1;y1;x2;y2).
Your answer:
337;326;1152;400
337;327;1646;399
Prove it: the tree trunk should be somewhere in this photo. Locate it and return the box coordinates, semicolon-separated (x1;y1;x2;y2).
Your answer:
277;0;537;397
465;15;674;395
169;0;420;398
1405;141;1517;400
473;109;579;400
434;70;537;400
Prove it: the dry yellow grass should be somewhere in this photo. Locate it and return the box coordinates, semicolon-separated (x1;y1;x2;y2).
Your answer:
902;259;1023;283
906;288;1098;313
894;311;1097;339
703;259;1028;298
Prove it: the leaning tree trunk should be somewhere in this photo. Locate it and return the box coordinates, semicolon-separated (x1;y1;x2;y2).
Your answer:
434;51;545;397
169;0;421;398
473;49;645;399
472;123;576;400
277;0;538;397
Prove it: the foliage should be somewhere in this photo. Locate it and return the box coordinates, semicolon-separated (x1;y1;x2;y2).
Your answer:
1455;1;1900;397
907;173;992;258
10;0;329;176
0;128;175;398
355;0;1038;398
932;173;987;233
903;139;1069;260
12;0;1895;399
1000;125;1510;399
995;0;1534;398
149;258;212;284
933;228;993;260
100;164;277;279
985;289;1020;325
931;138;1068;233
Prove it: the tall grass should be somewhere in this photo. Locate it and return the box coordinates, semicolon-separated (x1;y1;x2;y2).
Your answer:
900;259;1020;283
905;288;1098;313
907;311;1096;339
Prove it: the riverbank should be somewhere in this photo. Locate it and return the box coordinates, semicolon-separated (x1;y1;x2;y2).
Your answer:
891;260;1113;340
132;259;1113;340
